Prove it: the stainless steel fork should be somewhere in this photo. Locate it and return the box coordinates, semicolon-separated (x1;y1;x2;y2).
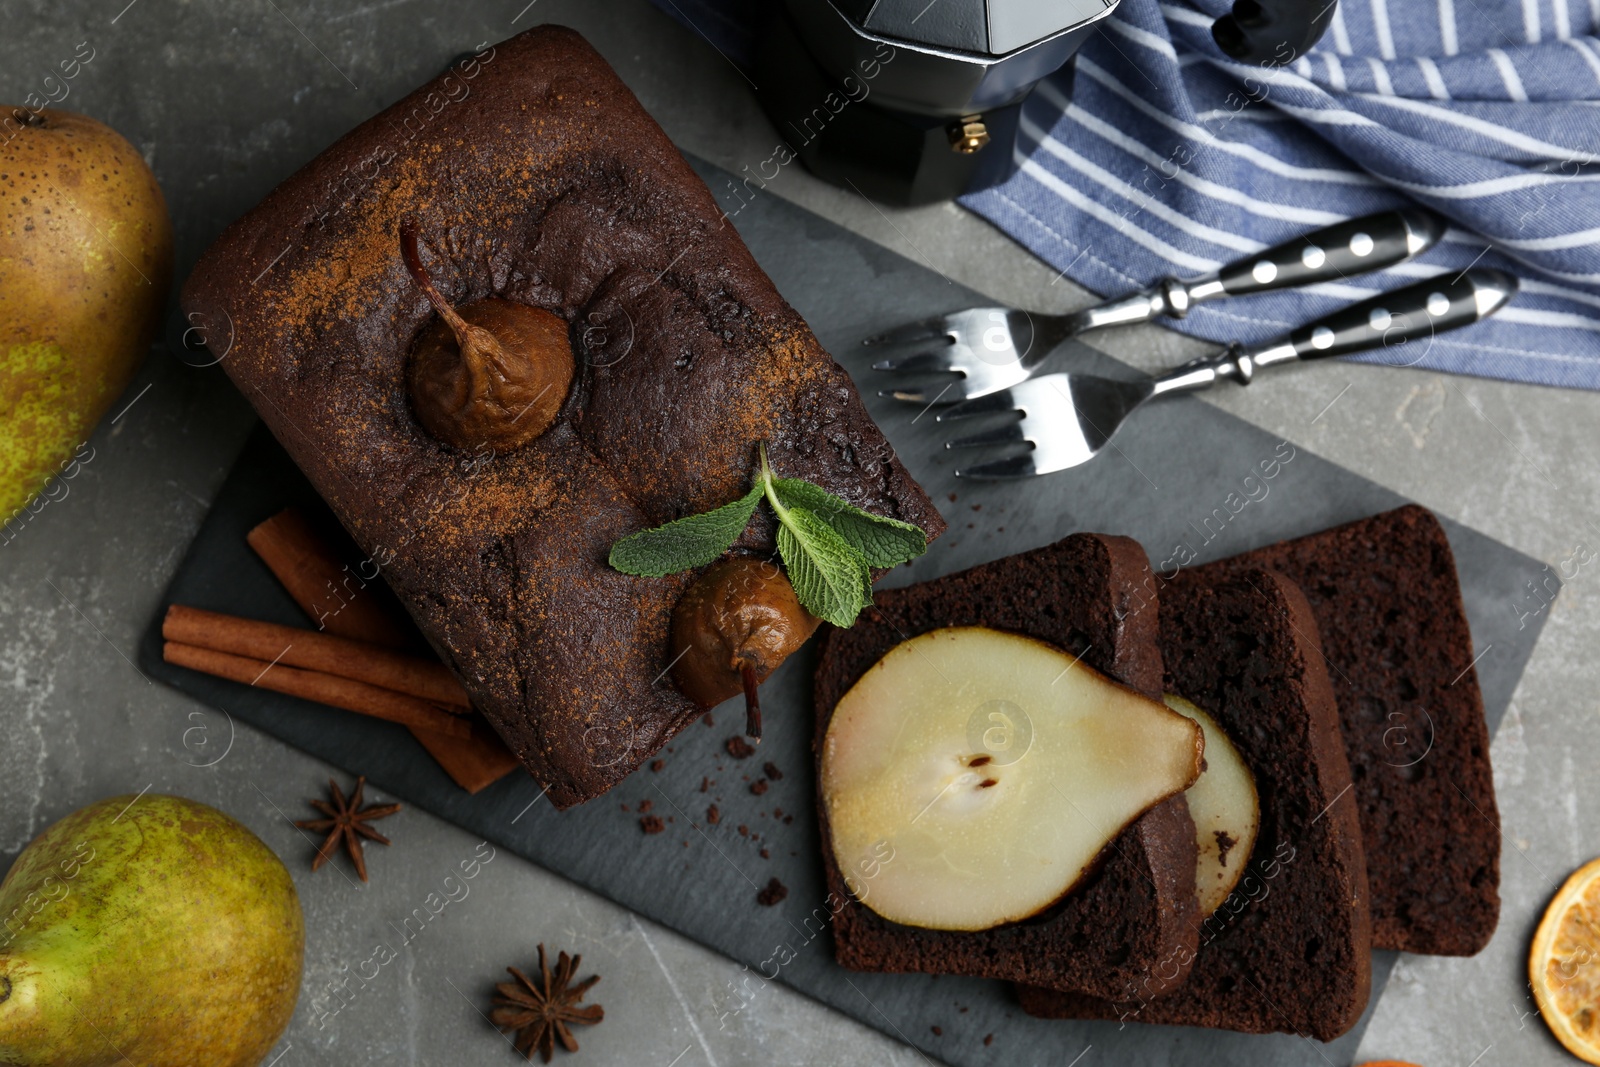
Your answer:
869;208;1446;404
936;269;1517;480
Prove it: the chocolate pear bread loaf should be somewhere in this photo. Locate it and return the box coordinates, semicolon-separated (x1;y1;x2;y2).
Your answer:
813;534;1201;1001
1019;569;1373;1041
179;26;943;808
1199;505;1498;955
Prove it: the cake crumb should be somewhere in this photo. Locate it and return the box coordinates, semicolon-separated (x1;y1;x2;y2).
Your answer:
931;1025;943;1036
699;777;711;793
983;1034;994;1046
760;848;770;859
650;759;665;772
763;761;784;781
707;804;720;825
756;877;788;906
702;712;715;727
640;815;665;834
750;780;769;796
726;736;756;760
737;824;749;837
637;799;653;814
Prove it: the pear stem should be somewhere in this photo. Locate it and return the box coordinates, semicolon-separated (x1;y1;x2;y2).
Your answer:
740;661;762;743
398;216;472;343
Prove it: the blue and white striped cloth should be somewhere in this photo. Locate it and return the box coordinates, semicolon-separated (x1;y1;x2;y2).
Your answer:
653;0;1600;389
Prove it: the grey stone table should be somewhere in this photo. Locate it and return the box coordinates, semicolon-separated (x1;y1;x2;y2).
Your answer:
3;2;1597;1065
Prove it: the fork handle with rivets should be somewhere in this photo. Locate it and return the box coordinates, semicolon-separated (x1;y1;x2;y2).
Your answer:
1074;208;1446;333
1147;269;1518;397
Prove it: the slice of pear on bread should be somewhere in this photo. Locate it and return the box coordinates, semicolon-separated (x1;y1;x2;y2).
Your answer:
1165;695;1262;918
821;626;1203;932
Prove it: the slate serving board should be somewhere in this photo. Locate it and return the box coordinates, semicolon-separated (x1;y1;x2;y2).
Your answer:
140;157;1549;1067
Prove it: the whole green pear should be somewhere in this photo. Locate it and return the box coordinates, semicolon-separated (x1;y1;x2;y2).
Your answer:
0;106;173;524
0;794;303;1066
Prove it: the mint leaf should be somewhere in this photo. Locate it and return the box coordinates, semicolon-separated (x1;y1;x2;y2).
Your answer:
776;506;872;627
770;478;927;569
607;443;926;632
608;484;762;577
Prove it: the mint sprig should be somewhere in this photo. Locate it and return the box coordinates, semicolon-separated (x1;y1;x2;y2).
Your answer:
607;445;927;627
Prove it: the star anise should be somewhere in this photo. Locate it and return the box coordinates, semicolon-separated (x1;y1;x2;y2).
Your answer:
293;775;401;882
490;944;604;1062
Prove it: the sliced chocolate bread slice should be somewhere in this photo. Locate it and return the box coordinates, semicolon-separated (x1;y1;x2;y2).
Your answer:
813;534;1201;1001
1018;568;1373;1041
1199;505;1498;955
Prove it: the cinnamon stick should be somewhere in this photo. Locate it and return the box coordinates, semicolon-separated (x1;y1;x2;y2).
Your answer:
247;506;520;792
162;640;473;739
163;604;469;710
247;508;413;649
410;720;521;794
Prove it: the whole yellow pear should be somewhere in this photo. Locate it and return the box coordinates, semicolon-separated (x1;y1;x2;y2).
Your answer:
0;794;304;1066
0;106;173;522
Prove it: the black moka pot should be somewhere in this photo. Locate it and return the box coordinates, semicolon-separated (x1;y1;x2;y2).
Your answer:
756;0;1338;206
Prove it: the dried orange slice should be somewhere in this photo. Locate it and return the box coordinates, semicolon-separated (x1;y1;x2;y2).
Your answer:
1531;857;1600;1065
